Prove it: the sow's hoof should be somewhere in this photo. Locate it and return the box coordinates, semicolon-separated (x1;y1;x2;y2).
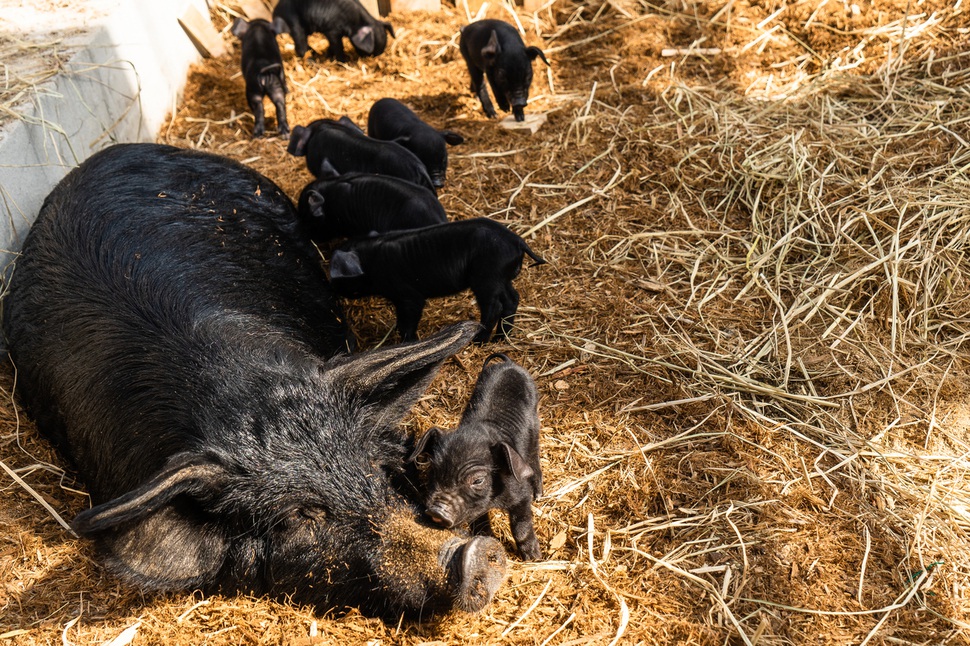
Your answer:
440;536;507;612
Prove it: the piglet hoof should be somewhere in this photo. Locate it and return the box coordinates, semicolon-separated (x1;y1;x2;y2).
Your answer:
513;109;526;123
278;127;290;138
517;538;543;561
441;536;507;612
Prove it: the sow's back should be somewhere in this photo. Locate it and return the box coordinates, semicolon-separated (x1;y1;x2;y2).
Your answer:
2;143;505;617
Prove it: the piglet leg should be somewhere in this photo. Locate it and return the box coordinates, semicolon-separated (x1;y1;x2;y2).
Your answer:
248;93;266;137
269;88;289;137
508;499;542;561
393;297;426;342
466;66;497;119
496;283;520;340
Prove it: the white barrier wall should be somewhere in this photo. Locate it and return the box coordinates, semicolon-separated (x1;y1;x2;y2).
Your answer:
0;0;210;273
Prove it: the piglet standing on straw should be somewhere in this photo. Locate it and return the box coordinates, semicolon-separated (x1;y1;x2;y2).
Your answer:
232;18;289;138
459;19;549;122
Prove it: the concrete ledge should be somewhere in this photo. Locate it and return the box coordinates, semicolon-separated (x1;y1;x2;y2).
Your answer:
0;0;209;272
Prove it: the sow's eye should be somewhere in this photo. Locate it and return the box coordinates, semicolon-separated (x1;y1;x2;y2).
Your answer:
282;507;327;530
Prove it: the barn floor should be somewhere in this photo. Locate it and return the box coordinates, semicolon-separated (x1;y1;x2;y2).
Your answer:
2;0;970;644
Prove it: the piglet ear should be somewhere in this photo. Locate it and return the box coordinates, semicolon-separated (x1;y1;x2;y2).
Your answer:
329;249;364;280
407;427;441;464
351;25;376;54
498;442;533;482
231;17;250;38
526;46;549;66
337;115;364;133
441;130;464;146
72;453;229;590
481;30;501;61
307;190;325;218
288;125;312;156
383;22;395;38
272;16;290;34
319;158;340;179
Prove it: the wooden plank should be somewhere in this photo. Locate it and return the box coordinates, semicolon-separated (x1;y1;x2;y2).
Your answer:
390;0;441;11
238;0;273;21
178;5;226;58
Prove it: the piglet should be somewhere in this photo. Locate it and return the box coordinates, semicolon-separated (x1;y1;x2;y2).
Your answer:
459;20;549;122
368;98;464;189
297;172;447;242
328;218;545;343
232;18;289;138
288;118;436;192
273;0;394;62
408;353;543;560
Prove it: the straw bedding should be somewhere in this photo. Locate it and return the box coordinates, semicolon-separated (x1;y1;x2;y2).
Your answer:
2;0;969;643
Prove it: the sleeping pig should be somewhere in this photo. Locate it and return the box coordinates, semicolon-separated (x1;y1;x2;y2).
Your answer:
273;0;394;62
367;98;464;189
408;353;543;560
232;18;289;137
297;172;447;242
459;19;549;122
288;118;436;192
2;143;507;618
328;218;546;343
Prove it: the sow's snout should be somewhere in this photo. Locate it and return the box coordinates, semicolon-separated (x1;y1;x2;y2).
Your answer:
440;536;507;612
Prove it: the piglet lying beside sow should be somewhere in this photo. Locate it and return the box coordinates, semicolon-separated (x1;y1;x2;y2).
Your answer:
2;143;506;618
408;353;543;560
329;218;546;343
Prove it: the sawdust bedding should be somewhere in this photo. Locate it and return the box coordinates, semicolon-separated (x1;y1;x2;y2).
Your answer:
2;0;970;643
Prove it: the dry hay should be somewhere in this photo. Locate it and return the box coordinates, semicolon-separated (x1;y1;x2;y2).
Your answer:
3;0;970;643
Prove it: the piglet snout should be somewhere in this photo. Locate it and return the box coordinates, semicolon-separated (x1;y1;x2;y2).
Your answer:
427;505;455;528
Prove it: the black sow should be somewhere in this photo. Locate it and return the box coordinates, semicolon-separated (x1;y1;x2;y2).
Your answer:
459;20;549;122
298;172;446;242
273;0;394;62
367;98;464;189
2;143;506;618
232;18;289;138
409;353;543;560
328;217;545;343
289;118;436;192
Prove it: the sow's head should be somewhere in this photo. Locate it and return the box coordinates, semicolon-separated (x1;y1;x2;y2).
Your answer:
69;322;507;617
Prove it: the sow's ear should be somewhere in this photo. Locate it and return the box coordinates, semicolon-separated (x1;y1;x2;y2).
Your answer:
441;130;464;146
288;125;312;156
498;442;534;482
526;46;549;66
351;25;376;54
231;17;250;38
407;426;441;464
326;321;480;429
72;454;229;589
